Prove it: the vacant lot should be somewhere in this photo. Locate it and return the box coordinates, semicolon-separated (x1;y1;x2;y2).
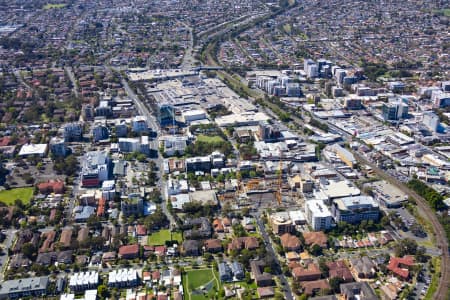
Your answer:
148;229;182;246
0;187;34;205
43;3;67;9
196;135;224;143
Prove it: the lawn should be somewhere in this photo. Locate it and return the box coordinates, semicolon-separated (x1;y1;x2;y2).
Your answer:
148;229;182;246
183;268;220;300
0;187;34;206
424;257;441;300
43;3;67;9
196;135;224;144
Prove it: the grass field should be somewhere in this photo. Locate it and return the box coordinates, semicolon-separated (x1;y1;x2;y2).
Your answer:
0;187;33;206
183;268;220;300
43;3;67;9
148;229;182;246
196;135;224;144
424;257;441;300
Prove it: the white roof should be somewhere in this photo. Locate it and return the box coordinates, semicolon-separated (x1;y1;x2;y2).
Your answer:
18;143;48;156
306;200;332;218
322;180;361;199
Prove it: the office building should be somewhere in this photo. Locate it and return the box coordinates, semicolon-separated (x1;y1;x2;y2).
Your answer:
186;156;212;172
95;101;112;117
115;121;128;137
63;122;83;142
305;200;332;231
382;100;408;121
81;151;112;187
331;196;380;224
132;116;148;133
50;137;68;157
118;136;149;154
432;90;450;108
92;124;109;142
422;111;439;132
442;81;450;92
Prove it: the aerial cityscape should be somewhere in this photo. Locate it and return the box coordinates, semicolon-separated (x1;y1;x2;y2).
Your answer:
0;0;449;300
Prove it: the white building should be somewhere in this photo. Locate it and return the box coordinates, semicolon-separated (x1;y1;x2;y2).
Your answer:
18;143;48;157
108;269;138;288
423;111;439;132
305;200;332;231
167;178;189;196
118;136;149;154
182;109;207;124
69;271;99;292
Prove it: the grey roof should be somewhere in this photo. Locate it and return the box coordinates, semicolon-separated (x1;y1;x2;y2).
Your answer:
340;282;377;300
74;206;95;221
0;276;49;296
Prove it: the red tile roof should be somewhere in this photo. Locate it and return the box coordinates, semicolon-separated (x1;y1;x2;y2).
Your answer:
119;244;139;256
387;256;415;279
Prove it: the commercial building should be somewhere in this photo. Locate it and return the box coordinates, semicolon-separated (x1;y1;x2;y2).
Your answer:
333;144;356;168
182;109;207;124
0;276;49;299
18;143;48;157
305;200;332;231
81;151;112;187
332;196;380;224
118;136;149;154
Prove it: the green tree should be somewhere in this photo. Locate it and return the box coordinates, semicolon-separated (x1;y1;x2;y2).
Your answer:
98;284;110;299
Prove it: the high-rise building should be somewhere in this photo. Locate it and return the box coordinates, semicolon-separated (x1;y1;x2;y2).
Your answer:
382;100;408;121
422;111;439;132
305;200;332;231
63;122;83;142
92;124;109;142
331;196;380;224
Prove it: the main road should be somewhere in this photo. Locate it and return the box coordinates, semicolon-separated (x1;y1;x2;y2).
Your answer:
254;212;294;300
118;73;176;228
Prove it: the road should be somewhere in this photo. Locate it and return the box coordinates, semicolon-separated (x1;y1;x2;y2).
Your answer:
64;66;79;98
180;22;195;69
0;229;17;281
119;74;176;228
254;213;294;300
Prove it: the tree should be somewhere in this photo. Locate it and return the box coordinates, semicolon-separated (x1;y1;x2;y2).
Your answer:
98;284;110;299
310;244;323;256
22;242;36;259
394;238;418;257
329;277;344;293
